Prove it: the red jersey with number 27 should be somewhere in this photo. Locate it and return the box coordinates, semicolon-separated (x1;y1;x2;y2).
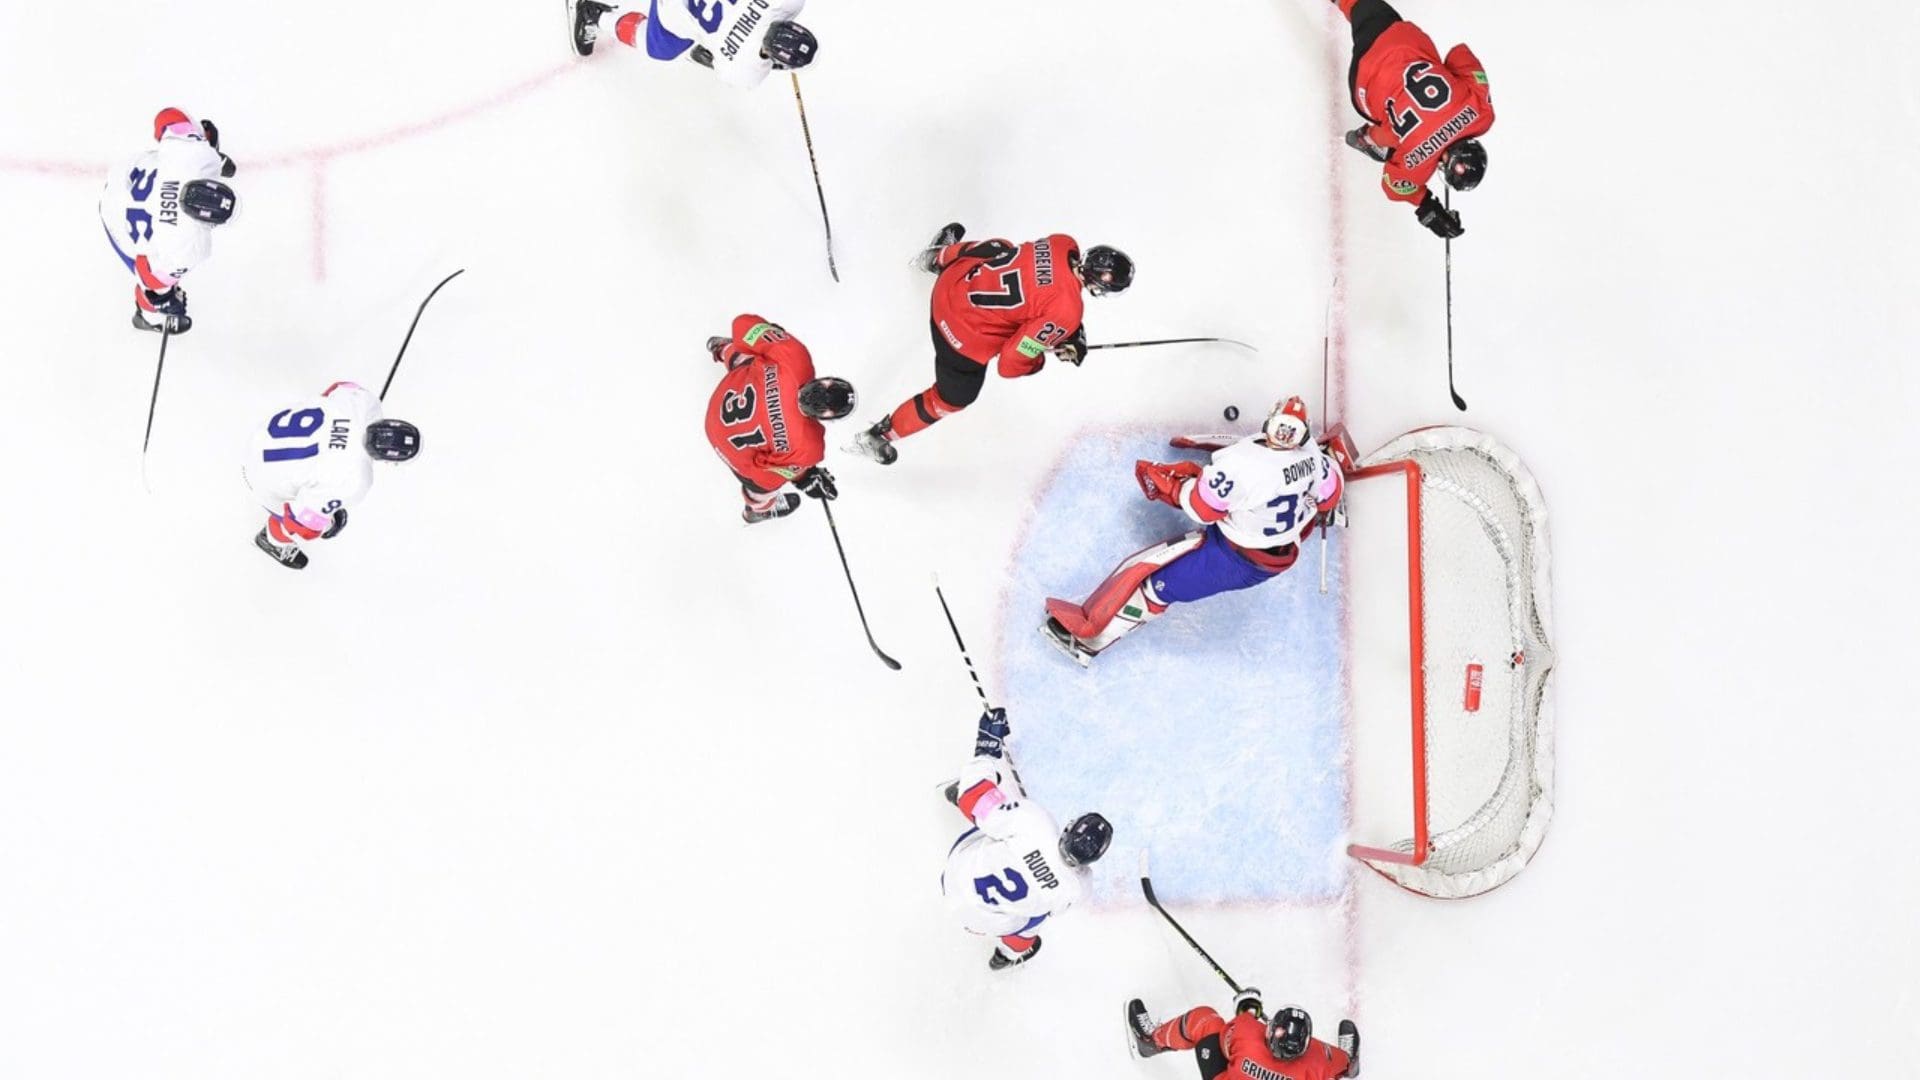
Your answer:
929;233;1085;378
704;315;824;486
1354;23;1493;205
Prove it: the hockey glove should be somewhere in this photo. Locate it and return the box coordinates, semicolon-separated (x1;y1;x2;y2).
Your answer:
143;287;188;316
1317;501;1347;530
975;707;1010;758
201;120;237;176
1135;460;1202;507
797;467;838;501
1233;987;1266;1019
1344;126;1391;163
321;508;349;539
1415;192;1465;239
1052;327;1088;367
689;44;716;69
706;335;732;364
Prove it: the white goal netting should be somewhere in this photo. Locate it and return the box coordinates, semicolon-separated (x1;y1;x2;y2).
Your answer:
1347;427;1556;899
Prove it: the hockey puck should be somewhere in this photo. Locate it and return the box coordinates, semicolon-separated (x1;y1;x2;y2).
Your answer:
1224;406;1239;422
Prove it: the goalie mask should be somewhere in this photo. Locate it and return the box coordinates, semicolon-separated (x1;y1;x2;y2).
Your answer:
1261;396;1311;449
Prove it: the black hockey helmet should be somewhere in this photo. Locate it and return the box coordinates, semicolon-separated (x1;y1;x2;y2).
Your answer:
1266;1006;1313;1060
1079;245;1134;296
797;377;856;420
1442;139;1488;191
762;20;818;70
182;178;237;225
1059;812;1113;867
365;419;421;462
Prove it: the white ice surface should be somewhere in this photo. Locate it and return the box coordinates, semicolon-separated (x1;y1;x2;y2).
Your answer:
1;1;1917;1078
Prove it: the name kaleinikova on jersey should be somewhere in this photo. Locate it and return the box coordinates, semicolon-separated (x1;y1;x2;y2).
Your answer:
761;365;791;453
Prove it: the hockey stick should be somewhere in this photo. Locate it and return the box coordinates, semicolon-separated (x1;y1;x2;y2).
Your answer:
1087;337;1256;353
1444;189;1465;412
138;321;173;491
790;74;838;283
1140;851;1243;994
380;269;466;402
933;577;992;710
822;501;900;670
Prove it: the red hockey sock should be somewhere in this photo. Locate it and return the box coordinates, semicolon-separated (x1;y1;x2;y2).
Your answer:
886;388;962;440
615;11;644;47
998;933;1036;953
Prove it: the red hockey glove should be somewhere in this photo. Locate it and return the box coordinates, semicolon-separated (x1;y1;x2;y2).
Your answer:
1135;460;1202;506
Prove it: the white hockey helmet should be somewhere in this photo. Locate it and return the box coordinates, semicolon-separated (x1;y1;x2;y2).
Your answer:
1262;396;1311;449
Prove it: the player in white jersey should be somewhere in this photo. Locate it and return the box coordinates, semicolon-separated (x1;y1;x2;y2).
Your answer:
566;0;816;87
240;382;422;570
941;707;1112;971
98;108;237;335
1042;396;1347;665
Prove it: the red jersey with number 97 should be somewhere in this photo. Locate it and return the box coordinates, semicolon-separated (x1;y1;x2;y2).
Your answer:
704;315;825;488
1353;23;1494;205
929;233;1086;377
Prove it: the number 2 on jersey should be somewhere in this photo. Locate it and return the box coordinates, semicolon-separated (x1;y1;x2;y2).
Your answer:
261;408;325;462
973;868;1030;906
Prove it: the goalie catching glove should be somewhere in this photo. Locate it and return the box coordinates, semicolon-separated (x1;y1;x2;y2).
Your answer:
1135;459;1202;507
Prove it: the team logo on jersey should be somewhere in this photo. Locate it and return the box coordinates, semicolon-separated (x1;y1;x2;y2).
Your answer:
1386;177;1421;196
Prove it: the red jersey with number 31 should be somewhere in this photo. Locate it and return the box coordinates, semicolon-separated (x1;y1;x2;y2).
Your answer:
1354;23;1493;205
704;315;825;488
929;233;1085;377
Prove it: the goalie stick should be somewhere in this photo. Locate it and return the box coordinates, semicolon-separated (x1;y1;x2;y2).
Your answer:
1140;851;1244;994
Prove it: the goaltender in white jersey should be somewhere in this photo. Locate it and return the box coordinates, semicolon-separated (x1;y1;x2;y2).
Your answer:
241;381;422;571
98;107;237;334
941;707;1112;971
566;0;818;89
1043;395;1347;664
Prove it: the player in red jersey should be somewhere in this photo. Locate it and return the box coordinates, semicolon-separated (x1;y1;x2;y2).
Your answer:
704;314;855;524
1335;0;1491;239
846;224;1133;465
1127;990;1360;1080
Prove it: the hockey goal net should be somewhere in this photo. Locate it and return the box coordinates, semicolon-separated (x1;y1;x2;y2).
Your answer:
1342;427;1556;898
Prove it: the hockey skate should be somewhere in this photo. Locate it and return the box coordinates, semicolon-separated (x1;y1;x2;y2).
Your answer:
846;418;899;466
914;222;966;272
1125;999;1166;1059
1338;1019;1361;1077
132;308;190;335
566;0;614;57
1040;616;1095;668
742;492;801;525
254;527;308;570
987;936;1041;972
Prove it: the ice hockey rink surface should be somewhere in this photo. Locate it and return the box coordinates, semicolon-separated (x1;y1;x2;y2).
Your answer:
1;1;1916;1077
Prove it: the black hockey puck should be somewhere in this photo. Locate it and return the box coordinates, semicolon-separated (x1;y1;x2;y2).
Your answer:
1224;405;1240;422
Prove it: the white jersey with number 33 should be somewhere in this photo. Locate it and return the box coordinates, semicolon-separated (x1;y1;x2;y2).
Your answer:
1199;437;1344;550
941;759;1086;938
241;383;384;525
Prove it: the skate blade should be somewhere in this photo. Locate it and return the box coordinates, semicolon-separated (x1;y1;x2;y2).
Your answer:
1038;621;1092;668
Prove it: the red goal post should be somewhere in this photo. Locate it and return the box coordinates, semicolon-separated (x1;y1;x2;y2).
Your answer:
1339;427;1557;899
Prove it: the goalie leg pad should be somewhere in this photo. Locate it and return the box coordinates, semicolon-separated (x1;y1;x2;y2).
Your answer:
1147;525;1293;604
1045;531;1203;642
